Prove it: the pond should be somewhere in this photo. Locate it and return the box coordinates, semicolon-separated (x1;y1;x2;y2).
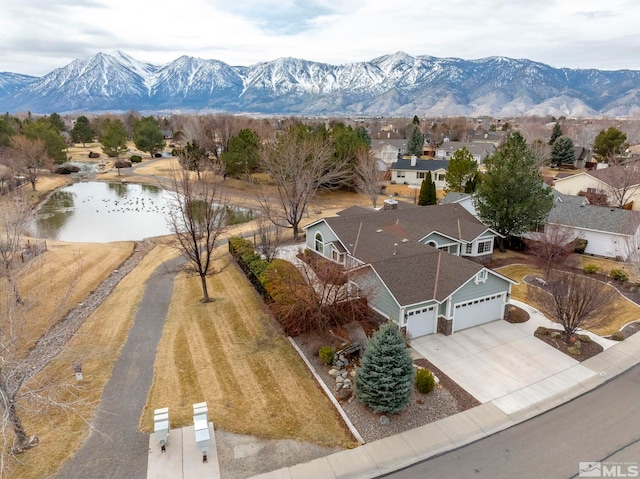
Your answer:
30;182;175;242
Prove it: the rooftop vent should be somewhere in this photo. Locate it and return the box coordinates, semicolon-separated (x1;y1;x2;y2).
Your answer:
376;228;383;233
401;238;409;243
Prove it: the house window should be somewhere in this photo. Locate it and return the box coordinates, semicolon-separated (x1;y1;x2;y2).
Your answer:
396;171;406;178
476;270;488;283
332;249;338;261
437;174;446;182
465;243;473;254
438;245;449;252
417;172;426;179
477;240;493;254
314;232;323;253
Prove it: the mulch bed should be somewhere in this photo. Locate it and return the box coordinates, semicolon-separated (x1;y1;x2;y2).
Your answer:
620;321;640;339
293;331;480;443
504;304;530;323
534;329;603;361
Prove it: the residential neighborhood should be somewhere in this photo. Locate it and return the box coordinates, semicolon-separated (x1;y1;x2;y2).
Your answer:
1;112;640;479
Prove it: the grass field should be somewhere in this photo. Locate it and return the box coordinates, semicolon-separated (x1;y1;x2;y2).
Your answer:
142;252;356;448
10;244;179;479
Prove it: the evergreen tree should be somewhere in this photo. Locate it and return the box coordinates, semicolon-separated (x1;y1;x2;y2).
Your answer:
474;132;553;252
355;323;414;414
418;173;437;205
47;113;66;133
221;129;261;178
445;147;478;193
464;170;481;193
412;115;420;125
70;116;95;146
100;119;128;158
22;118;67;164
593;127;627;162
551;136;575;166
133;116;165;157
406;125;424;157
549;122;563;145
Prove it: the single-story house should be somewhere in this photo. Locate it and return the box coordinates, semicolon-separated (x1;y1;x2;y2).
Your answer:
553;165;640;210
390;157;449;189
531;191;640;260
304;201;515;337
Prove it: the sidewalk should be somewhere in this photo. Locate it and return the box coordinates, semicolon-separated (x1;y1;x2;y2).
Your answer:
250;303;640;479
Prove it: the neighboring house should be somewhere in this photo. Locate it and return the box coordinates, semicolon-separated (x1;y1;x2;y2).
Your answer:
553;165;640;210
573;146;592;169
435;141;495;165
303;201;514;338
531;191;640;260
161;129;174;139
440;192;479;218
390;157;449;189
371;139;407;170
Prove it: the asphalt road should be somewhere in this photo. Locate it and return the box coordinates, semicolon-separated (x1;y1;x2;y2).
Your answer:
382;364;640;479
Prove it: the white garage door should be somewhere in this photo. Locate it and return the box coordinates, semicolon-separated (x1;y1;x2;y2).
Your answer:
406;306;436;338
453;293;505;332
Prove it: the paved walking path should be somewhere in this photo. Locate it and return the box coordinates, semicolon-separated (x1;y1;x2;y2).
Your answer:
54;256;184;479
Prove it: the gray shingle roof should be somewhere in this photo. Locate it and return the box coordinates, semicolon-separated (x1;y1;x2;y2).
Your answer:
440;192;471;205
312;204;496;305
390;159;450;172
548;203;640;235
329;203;490;247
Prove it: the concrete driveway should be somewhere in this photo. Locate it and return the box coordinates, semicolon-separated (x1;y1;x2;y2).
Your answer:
410;318;598;414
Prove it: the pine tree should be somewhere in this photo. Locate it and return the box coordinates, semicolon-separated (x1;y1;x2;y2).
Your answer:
549;122;563;145
474;132;553;252
418;173;436;205
551;136;575;165
445;146;478;193
406;125;424;157
355;323;414;414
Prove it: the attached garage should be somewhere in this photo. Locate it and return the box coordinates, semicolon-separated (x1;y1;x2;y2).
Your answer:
453;293;505;332
406;306;436;338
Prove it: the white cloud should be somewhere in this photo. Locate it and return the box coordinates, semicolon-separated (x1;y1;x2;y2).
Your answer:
0;0;638;76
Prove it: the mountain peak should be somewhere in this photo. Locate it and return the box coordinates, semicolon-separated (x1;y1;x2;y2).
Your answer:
1;51;639;116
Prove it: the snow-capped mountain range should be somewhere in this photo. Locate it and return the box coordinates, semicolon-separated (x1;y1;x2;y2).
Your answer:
2;51;640;117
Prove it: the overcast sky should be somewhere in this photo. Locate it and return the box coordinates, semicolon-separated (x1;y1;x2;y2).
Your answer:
1;0;638;76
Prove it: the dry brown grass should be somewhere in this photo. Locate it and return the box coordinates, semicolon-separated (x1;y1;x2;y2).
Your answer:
142;251;356;448
10;244;179;479
496;264;640;335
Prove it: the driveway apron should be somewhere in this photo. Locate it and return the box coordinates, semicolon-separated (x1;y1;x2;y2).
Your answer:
54;256;184;479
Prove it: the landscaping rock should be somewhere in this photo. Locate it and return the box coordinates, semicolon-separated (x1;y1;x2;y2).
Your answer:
550;331;562;339
380;415;390;426
336;376;345;384
328;368;339;377
574;340;582;350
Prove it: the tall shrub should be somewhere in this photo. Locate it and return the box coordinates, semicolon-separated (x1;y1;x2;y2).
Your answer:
355;323;414;413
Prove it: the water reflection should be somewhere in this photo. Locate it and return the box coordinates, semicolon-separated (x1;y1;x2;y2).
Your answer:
30;181;255;243
30;182;175;243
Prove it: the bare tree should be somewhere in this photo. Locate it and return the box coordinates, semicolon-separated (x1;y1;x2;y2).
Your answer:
254;214;284;262
9;136;52;191
599;164;640;209
265;253;375;335
257;126;349;240
0;191;88;467
354;147;386;208
531;271;616;340
165;166;228;302
526;223;576;278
